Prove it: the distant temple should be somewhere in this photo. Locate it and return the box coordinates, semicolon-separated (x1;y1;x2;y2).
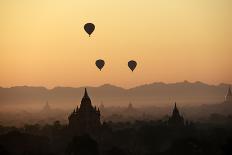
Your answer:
128;102;133;110
68;88;101;135
168;102;184;127
43;101;51;112
225;86;232;103
40;101;52;114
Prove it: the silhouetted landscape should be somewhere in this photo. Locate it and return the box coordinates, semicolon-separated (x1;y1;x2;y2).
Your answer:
1;0;232;154
0;85;232;155
0;82;231;126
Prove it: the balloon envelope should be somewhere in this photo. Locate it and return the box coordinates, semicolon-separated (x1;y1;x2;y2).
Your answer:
95;59;105;71
128;60;137;72
84;23;95;36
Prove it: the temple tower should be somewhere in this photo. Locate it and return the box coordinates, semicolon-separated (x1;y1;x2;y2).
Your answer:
225;86;232;103
168;102;184;127
68;88;101;135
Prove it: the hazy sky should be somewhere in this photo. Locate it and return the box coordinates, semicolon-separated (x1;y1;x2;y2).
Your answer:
0;0;231;88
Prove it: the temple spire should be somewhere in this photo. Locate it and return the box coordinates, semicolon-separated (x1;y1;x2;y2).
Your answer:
227;86;231;96
84;88;89;98
80;88;92;107
168;102;184;126
225;85;232;102
172;102;181;117
173;102;178;112
42;101;51;112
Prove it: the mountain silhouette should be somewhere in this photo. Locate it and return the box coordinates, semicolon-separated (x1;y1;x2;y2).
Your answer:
0;81;230;107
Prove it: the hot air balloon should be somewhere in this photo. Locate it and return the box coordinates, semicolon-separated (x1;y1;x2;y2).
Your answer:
95;59;105;71
84;23;95;37
128;60;137;72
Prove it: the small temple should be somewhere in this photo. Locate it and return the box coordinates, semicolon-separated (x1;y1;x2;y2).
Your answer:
168;102;185;127
225;86;232;103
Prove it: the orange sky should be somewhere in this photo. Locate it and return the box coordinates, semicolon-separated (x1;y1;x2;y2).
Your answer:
0;0;232;88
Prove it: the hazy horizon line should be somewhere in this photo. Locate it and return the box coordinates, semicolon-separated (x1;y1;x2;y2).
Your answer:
0;80;231;90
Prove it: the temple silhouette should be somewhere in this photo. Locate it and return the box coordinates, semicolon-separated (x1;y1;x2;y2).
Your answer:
68;88;101;135
225;86;232;103
168;102;185;127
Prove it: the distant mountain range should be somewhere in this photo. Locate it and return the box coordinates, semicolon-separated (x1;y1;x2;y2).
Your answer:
0;81;230;107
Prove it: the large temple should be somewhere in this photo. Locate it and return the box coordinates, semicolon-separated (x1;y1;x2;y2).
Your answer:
68;88;101;135
168;102;185;127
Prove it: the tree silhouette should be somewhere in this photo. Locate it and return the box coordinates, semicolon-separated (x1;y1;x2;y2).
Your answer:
0;144;9;155
222;137;232;155
106;147;126;155
66;134;99;155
